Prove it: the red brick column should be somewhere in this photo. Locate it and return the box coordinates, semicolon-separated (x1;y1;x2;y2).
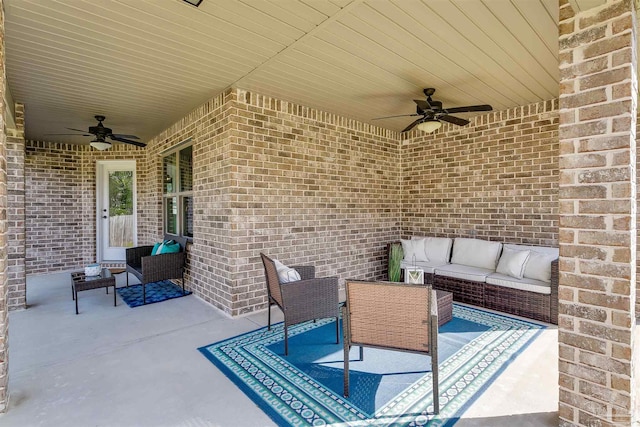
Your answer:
558;0;638;425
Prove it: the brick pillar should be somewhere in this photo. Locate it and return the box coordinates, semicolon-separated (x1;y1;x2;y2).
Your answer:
558;0;638;425
0;0;8;413
7;103;25;310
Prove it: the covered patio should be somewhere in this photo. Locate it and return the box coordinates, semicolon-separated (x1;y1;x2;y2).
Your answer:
3;272;557;426
0;0;638;426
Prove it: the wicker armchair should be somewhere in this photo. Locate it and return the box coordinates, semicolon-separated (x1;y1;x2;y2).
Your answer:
342;280;440;414
126;234;187;304
260;253;339;356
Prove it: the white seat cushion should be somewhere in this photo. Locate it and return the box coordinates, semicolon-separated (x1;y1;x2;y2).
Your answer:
486;273;551;295
503;244;558;283
451;238;503;270
401;259;448;274
435;264;493;282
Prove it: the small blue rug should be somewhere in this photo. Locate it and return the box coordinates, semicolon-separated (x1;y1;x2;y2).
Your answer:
198;304;545;426
117;280;191;308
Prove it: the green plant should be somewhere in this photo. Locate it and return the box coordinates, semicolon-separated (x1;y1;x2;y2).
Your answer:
388;243;403;282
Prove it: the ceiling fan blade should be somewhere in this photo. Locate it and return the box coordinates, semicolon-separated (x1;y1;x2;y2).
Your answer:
401;118;423;133
439;115;470;126
44;133;92;136
372;113;420;120
109;135;146;147
66;127;89;133
112;134;140;140
413;100;431;111
444;104;493;114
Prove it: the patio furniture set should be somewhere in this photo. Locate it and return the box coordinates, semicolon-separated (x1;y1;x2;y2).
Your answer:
398;237;559;324
71;234;187;314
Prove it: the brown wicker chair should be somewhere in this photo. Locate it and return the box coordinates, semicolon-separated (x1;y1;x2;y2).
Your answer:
126;234;187;304
260;253;339;356
342;280;440;414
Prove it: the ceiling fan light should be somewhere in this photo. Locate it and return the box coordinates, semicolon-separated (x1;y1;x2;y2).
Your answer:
416;120;442;133
90;140;112;151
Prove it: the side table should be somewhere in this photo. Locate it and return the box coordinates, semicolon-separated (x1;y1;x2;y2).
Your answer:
71;268;116;315
436;289;453;326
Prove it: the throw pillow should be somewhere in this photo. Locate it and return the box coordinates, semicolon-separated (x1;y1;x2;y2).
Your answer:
524;251;556;283
273;259;301;283
401;238;428;262
158;240;181;254
496;247;531;279
151;242;162;255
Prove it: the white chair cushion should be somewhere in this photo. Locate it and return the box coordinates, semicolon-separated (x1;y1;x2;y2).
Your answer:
425;237;453;263
400;259;448;274
496;247;531;279
273;259;301;283
434;264;493;282
486;273;552;295
451;238;503;270
401;238;428;262
503;244;559;283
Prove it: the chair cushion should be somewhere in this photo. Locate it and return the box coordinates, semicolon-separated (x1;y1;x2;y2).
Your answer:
273;259;301;283
400;259;448;274
434;264;493;282
503;244;559;283
152;240;181;255
151;242;162;255
496;247;530;279
486;273;551;295
401;238;428;262
451;238;502;270
426;237;453;263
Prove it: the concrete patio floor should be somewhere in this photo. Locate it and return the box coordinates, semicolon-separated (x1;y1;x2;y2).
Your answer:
0;272;558;426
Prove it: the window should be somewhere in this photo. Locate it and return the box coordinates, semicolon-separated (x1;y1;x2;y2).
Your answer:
163;144;193;238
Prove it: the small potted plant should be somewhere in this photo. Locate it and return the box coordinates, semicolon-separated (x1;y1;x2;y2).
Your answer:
388;243;403;282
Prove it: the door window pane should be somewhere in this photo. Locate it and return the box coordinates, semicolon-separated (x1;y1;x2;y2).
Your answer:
165;197;177;234
179;146;193;192
108;171;134;247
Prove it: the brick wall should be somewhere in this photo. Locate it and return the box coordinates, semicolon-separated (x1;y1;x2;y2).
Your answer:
402;100;559;246
25;141;147;274
558;0;638;425
138;88;400;316
7;103;24;309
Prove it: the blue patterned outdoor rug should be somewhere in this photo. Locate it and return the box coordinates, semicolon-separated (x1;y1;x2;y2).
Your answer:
117;280;191;308
198;304;544;427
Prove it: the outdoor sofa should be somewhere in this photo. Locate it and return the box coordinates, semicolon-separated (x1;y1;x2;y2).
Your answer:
395;237;559;324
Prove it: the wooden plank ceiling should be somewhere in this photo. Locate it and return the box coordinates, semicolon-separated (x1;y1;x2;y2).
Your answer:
4;0;563;145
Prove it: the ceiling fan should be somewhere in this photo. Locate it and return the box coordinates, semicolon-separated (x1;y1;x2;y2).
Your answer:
373;88;493;133
46;115;146;150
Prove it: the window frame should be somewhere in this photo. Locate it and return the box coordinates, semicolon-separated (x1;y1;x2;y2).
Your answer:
162;142;193;239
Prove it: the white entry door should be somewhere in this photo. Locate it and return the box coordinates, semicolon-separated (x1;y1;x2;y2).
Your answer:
97;160;137;262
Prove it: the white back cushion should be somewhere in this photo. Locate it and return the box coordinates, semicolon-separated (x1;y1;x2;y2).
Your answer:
401;238;428;262
425;237;453;263
273;259;301;283
451;238;503;270
503;244;559;283
496;247;531;279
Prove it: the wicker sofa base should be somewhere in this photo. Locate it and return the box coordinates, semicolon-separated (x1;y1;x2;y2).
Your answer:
484;283;551;324
433;275;484;307
433;273;558;325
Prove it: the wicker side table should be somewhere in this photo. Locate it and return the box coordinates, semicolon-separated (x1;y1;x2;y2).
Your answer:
71;269;116;315
436;290;453;326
